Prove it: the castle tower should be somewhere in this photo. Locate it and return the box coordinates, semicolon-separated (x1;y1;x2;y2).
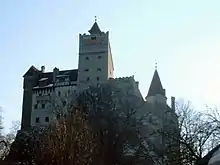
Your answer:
21;66;40;129
77;19;114;90
145;68;167;104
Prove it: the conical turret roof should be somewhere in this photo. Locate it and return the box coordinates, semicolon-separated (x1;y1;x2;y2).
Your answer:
88;22;102;34
147;69;165;97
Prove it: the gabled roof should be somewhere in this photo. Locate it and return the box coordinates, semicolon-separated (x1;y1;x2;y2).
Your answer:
147;69;165;97
88;22;102;34
23;65;40;77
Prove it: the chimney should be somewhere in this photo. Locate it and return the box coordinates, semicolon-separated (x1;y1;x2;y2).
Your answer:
171;96;175;111
53;67;59;82
41;66;45;73
136;81;139;88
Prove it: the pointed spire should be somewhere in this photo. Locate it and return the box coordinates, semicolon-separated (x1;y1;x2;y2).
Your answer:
88;16;102;34
147;69;165;97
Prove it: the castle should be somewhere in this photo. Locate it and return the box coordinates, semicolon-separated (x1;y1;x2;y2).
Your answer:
21;20;176;129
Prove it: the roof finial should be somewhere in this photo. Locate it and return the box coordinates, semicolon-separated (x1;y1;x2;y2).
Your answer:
94;16;97;22
155;61;158;70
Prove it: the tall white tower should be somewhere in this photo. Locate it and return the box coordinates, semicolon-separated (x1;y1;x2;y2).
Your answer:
77;19;114;90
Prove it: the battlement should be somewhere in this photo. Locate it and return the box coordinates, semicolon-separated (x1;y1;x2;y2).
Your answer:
109;75;135;81
79;31;109;37
109;76;139;86
109;76;139;91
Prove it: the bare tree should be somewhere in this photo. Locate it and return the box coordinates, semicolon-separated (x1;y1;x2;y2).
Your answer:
30;82;157;165
6;121;21;145
0;107;4;136
206;107;220;144
31;107;98;165
157;101;218;165
76;83;159;165
0;107;9;160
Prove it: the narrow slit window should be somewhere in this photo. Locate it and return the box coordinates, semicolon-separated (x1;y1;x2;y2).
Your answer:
45;117;49;122
36;117;40;123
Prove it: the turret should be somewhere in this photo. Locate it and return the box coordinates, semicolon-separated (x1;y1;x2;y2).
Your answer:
145;68;167;104
21;65;39;129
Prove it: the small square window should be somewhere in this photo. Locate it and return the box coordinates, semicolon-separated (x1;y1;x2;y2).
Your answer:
85;57;89;60
84;69;89;72
34;104;38;109
97;77;100;81
36;117;40;123
86;77;90;81
42;104;45;109
98;56;102;59
45;117;49;122
97;68;101;72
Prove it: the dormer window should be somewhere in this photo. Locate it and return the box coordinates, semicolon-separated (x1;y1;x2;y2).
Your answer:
86;77;90;81
97;68;101;72
85;57;89;60
98;56;102;59
91;36;96;40
84;69;89;72
38;77;48;87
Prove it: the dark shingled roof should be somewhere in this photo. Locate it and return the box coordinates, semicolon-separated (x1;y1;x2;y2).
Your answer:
88;22;102;34
147;69;165;97
32;69;78;89
23;65;40;77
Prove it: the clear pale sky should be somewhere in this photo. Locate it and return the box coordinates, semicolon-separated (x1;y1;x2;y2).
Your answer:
0;0;220;132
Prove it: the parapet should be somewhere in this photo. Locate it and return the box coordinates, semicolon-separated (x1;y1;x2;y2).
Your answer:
109;75;135;82
79;31;109;37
